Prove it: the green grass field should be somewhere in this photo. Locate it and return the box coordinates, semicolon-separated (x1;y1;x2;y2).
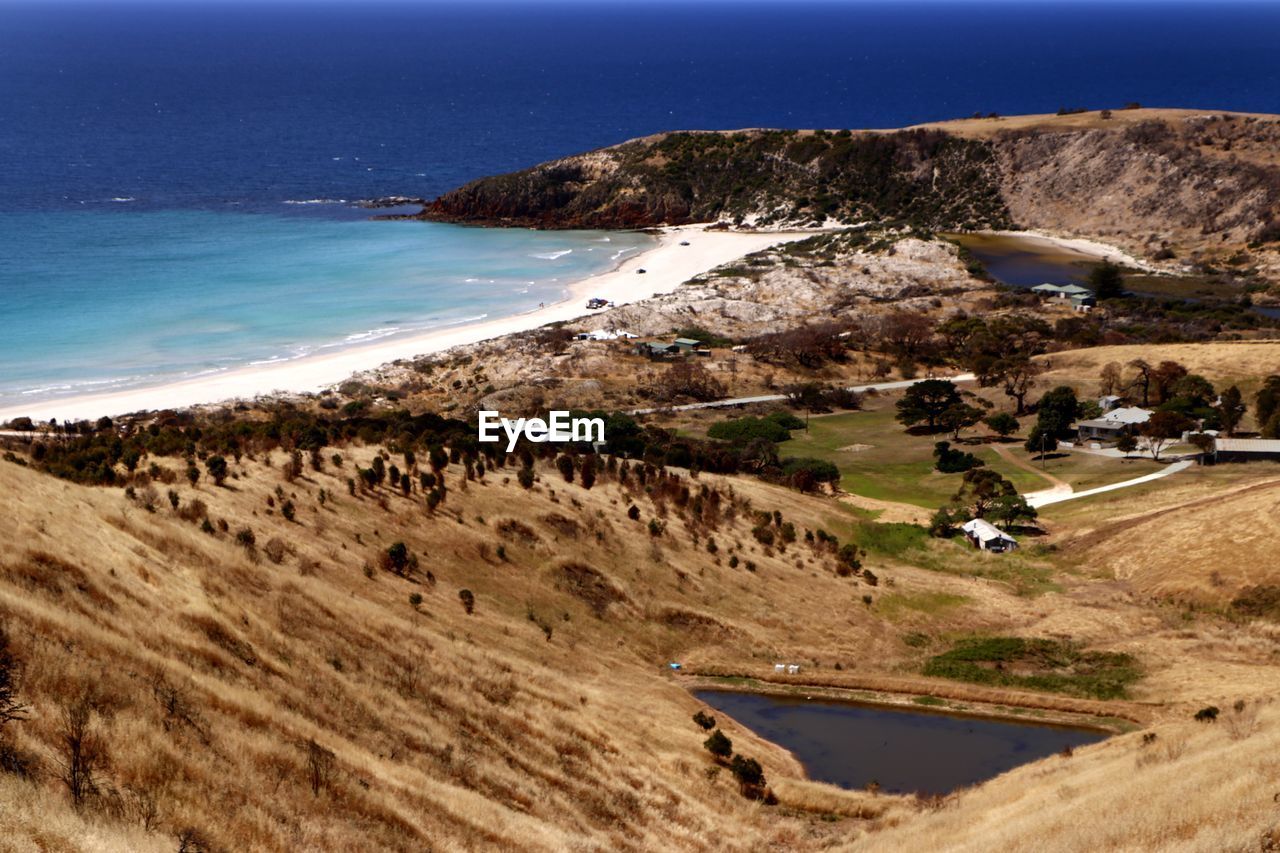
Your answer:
784;405;1047;508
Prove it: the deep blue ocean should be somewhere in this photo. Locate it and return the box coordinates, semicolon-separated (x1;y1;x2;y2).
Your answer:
2;0;1279;407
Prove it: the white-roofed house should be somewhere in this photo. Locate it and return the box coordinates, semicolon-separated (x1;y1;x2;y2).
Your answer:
961;518;1018;553
1076;406;1152;444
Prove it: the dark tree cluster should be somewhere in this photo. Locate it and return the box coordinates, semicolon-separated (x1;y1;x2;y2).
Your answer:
745;322;851;369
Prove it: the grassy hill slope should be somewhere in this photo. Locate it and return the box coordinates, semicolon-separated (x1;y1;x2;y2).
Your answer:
3;413;1280;849
0;451;826;851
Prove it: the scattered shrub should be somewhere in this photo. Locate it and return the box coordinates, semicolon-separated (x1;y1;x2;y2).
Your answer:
729;754;766;797
382;542;415;577
703;729;732;758
234;527;256;553
206;456;229;486
262;537;289;565
1194;706;1219;723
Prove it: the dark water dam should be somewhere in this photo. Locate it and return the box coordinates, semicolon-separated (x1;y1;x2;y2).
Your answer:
694;689;1106;795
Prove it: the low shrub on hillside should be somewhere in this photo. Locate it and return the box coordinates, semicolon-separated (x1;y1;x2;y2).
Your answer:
1230;586;1280;621
703;729;732;759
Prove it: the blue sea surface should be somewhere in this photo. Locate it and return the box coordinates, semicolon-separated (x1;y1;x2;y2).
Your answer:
1;0;1278;405
0;211;647;403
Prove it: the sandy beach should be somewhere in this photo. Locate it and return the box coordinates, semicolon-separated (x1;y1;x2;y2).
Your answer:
986;229;1159;272
0;225;810;424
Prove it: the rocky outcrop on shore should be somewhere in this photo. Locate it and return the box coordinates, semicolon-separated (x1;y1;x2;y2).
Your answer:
574;233;972;340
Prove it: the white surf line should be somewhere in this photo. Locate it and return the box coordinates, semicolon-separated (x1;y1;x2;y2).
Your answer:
0;226;806;424
1026;459;1196;508
627;373;976;415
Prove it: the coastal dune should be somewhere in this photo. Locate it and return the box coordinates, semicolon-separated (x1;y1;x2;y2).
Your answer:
0;225;808;424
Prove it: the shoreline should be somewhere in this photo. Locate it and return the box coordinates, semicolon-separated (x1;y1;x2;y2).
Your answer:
0;224;811;424
985;229;1159;272
680;675;1141;733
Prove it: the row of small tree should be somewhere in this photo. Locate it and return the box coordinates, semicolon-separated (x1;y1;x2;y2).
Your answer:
694;712;771;802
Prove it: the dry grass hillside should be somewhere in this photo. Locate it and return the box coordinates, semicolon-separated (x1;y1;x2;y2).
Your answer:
916;108;1280;149
839;698;1280;853
1072;471;1280;606
3;422;1280;850
1038;341;1280;389
0;451;829;852
924;108;1280;258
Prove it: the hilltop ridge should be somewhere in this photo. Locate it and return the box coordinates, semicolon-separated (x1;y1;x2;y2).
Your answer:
414;109;1280;261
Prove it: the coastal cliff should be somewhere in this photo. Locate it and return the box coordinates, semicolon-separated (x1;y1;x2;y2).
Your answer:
416;128;1013;231
414;110;1280;259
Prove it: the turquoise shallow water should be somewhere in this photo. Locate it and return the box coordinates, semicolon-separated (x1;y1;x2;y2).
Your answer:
0;210;652;406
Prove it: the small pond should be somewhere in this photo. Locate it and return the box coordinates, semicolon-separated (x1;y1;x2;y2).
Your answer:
949;232;1280;319
948;232;1096;289
694;689;1107;796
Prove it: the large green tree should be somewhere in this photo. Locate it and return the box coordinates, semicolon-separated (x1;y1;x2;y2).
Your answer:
1024;424;1059;459
1219;386;1246;436
895;379;963;432
984;411;1020;438
1087;261;1125;300
951;467;1018;518
1139;410;1194;461
1256;376;1280;435
955;316;1050;415
1033;385;1081;439
987;494;1038;530
939;400;989;440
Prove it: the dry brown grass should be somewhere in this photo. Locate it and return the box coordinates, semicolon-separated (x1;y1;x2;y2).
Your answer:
837;699;1280;853
1060;468;1280;606
908;107;1280;140
1037;341;1280;391
3;428;1280;849
0;445;926;850
0;771;170;853
0;457;759;850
